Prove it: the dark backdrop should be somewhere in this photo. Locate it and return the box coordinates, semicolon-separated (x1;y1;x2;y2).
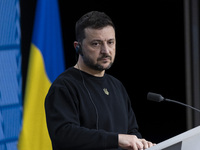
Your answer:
21;0;186;143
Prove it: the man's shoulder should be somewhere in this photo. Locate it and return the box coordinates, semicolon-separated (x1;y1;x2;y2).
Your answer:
105;73;120;82
51;67;81;86
105;73;123;87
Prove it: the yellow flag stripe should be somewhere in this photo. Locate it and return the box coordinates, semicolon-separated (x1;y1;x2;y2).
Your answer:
18;44;52;150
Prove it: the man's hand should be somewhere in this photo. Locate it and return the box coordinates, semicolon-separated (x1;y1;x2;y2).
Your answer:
118;134;155;150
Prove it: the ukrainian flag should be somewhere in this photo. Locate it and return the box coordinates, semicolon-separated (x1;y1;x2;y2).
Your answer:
18;0;65;149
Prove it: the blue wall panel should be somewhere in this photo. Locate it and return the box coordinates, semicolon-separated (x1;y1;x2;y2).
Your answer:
0;0;20;46
0;0;22;150
0;50;21;106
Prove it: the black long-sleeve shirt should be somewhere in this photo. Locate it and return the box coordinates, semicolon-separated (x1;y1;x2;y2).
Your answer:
45;67;142;150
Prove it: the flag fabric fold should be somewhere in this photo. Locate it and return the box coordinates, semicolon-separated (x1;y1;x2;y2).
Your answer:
18;0;65;149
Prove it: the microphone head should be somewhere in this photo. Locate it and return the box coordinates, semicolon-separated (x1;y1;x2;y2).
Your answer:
147;92;164;102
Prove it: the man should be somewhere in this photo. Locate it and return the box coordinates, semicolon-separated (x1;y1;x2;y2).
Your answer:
45;11;155;150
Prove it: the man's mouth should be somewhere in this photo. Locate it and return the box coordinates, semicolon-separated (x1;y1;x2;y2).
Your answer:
98;56;111;61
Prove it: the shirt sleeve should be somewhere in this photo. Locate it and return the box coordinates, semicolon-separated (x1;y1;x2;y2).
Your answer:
127;97;142;138
44;83;119;150
120;83;142;139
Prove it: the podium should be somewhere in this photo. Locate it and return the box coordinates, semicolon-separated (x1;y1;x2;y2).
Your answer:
147;125;200;150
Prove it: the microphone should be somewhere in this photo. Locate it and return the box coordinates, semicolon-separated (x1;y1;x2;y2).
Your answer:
147;92;200;113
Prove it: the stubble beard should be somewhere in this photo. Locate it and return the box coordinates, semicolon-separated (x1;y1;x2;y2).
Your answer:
82;54;114;71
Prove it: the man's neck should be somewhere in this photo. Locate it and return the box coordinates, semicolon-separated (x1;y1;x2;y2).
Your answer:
74;63;105;77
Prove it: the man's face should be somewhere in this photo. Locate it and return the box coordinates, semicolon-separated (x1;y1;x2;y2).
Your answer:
81;25;116;71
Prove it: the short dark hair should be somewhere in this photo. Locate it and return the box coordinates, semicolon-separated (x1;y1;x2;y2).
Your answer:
75;11;115;42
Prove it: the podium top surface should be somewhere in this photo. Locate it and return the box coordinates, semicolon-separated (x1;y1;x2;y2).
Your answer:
146;125;200;150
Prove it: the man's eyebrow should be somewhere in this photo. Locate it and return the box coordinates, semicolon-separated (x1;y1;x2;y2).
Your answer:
91;38;115;41
91;39;102;42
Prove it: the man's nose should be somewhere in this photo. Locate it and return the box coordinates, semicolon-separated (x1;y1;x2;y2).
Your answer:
100;43;109;54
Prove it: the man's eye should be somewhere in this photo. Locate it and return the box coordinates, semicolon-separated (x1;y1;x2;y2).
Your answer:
108;41;114;45
92;42;100;46
108;39;115;44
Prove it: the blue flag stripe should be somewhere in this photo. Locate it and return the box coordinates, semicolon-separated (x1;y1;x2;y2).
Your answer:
32;0;65;82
